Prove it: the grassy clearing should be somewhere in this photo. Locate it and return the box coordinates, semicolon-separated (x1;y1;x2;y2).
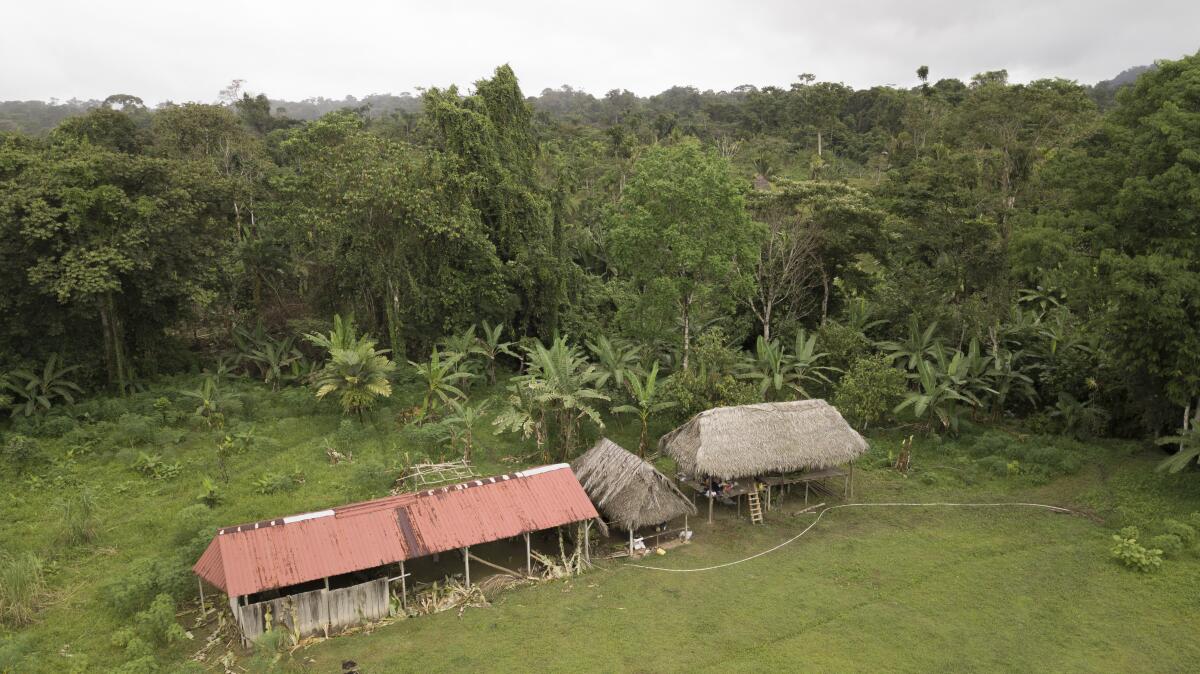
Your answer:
1;377;1198;673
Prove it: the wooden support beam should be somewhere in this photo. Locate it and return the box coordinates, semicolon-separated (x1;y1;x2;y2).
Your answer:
628;527;634;557
322;577;330;638
463;547;471;587
467;551;523;577
708;495;714;524
197;578;206;615
525;532;532;575
583;521;590;565
400;560;407;611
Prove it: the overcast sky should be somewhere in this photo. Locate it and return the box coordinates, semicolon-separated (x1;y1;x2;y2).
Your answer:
3;0;1198;104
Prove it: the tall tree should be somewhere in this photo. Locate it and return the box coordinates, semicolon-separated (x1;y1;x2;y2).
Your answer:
609;138;760;369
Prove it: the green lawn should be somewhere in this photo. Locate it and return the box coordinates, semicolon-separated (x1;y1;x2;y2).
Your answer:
2;379;1199;673
291;462;1200;674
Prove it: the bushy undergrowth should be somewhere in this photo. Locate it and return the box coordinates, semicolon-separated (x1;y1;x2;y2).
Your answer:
57;488;99;546
1110;526;1163;572
0;551;48;626
958;431;1085;482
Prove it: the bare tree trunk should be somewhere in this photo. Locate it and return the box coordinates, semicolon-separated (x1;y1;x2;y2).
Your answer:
762;301;772;342
817;129;823;157
680;291;693;370
819;265;830;326
99;293;130;394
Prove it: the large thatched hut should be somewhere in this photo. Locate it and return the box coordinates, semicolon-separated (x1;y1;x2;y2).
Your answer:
659;399;867;480
572;438;697;531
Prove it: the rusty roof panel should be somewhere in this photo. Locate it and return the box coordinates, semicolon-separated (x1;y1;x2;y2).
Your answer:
193;464;598;597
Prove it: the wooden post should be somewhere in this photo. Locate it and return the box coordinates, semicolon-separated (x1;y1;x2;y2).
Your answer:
848;460;855;499
737;494;741;518
323;577;330;638
524;532;532;575
400;560;407;611
628;528;634;556
805;482;809;504
197;578;206;615
463;547;471;587
707;495;714;524
583;522;591;564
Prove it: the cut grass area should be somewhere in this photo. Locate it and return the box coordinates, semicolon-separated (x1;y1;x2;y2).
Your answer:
1;377;1198;672
293;500;1200;673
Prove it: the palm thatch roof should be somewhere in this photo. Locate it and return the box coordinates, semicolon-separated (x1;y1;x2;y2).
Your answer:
571;438;697;530
658;399;868;479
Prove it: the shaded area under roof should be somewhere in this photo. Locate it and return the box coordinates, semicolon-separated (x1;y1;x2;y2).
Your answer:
658;399;868;480
571;438;696;531
193;464;598;597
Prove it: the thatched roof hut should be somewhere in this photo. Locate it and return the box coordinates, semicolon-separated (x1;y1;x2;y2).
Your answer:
571;438;697;530
658;399;868;479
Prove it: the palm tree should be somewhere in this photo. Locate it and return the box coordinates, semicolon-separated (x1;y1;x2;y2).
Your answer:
475;321;516;385
508;337;609;460
585;335;643;393
1156;427;1200;474
303;314;360;352
444;399;491;461
409;348;473;420
313;341;396;417
4;354;84;416
613;362;675;457
788;329;839;397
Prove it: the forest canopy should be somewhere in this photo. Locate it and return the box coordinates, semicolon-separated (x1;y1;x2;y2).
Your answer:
1;55;1199;443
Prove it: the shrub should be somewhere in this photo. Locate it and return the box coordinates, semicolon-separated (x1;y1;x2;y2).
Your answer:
1161;519;1196;545
0;552;47;626
196;476;223;508
816;321;872;374
103;557;190;618
833;354;906;430
1;434;41;472
346;461;398;501
254;469;305;495
57;488;99;546
1110;526;1163;572
172;505;213;548
131;452;181;480
1148;534;1184;558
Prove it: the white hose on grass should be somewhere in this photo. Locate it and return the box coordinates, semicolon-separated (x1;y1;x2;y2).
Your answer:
626;501;1075;573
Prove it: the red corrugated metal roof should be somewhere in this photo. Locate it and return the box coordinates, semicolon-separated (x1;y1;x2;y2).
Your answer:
193;464;598;597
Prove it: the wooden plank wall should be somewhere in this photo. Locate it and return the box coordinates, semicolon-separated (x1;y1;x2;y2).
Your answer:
235;577;390;643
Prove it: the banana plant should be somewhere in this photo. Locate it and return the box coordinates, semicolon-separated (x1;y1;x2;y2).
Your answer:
987;348;1038;416
244;335;302;391
613;362;676;457
879;317;942;371
4;354;84;416
444;399;491;461
737;336;793;400
894;359;974;434
788;329;840;397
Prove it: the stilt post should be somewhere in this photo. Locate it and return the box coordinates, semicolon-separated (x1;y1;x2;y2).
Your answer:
463;546;471;587
322;577;331;637
628;528;634;556
197;578;206;615
400;560;407;611
524;532;532;575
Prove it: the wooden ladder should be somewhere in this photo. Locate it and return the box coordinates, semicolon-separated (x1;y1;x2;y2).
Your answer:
748;490;764;524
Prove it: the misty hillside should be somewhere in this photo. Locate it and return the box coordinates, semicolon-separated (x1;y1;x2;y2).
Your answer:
0;63;1162;135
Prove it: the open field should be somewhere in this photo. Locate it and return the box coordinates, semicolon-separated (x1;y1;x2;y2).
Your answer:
292;454;1200;673
3;382;1197;673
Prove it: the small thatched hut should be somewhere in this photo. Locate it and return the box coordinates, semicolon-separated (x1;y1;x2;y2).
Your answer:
571;438;697;531
659;399;868;480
